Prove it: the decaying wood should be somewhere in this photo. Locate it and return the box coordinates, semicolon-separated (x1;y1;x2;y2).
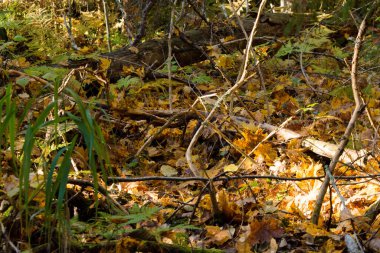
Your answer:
69;13;319;81
257;121;368;166
233;117;369;166
103;107;371;168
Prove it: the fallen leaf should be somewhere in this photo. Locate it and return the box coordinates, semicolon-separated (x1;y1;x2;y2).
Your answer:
160;165;178;177
224;164;239;172
248;218;283;245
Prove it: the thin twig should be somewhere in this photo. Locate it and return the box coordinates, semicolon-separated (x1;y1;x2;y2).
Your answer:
114;0;134;40
102;0;112;52
186;0;267;177
135;110;189;157
168;0;177;111
106;173;380;184
67;179;128;214
300;50;317;92
132;0;154;46
311;2;379;224
63;12;79;51
0;221;20;253
238;116;294;168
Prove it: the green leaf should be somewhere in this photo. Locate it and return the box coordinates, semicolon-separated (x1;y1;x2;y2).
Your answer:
125;204;160;224
56;135;78;211
127;158;139;168
331;46;349;59
42;72;58;82
191;74;212;84
275;41;293;57
13;34;26;42
16;76;30;87
329;85;352;98
116;76;142;88
25;66;68;83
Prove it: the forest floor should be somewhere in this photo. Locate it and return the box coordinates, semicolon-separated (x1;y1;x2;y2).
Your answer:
1;6;380;253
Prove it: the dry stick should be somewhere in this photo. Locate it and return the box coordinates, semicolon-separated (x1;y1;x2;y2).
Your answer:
63;12;79;51
189;181;211;223
168;0;177;112
300;50;317;92
135;110;189;157
226;4;270;118
324;165;347;209
310;9;372;224
186;0;267;177
186;72;256;176
192;108;256;164
238;116;294;169
67;179;128;214
132;0;154;46
0;222;20;253
102;0;111;52
165;197;196;223
106;173;380;184
228;0;249;40
186;0;210;26
114;0;134;41
362;96;379;135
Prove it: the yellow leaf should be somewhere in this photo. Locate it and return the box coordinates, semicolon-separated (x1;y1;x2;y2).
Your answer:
10;57;30;68
236;240;253;253
306;223;330;237
99;57;111;71
79;46;91;54
223;35;235;42
160;165;178;177
253;143;277;165
135;67;145;78
207;45;221;57
218;190;237;219
224;164;239;172
216;54;234;69
199;194;212;210
205;225;221;236
128;46;139;54
122;65;135;75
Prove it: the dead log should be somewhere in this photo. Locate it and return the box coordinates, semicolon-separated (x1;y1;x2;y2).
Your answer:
70;13;320;81
99;108;369;167
234;116;368;167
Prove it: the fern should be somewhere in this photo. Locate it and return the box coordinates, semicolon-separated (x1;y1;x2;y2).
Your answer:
125;204;160;224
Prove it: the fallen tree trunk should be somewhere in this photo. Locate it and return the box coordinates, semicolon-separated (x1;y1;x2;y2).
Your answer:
70;13;322;81
103;16;284;81
100;108;369;167
233;116;368;166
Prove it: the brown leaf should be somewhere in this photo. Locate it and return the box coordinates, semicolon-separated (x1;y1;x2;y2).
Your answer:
368;238;380;252
248;218;283;245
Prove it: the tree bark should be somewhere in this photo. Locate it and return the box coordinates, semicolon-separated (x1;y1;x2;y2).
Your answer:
74;13;317;81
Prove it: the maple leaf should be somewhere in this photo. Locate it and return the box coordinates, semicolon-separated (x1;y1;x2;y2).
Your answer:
253;143;277;165
247;218;283;245
218;190;238;219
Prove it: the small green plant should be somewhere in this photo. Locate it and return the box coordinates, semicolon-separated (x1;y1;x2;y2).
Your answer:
276;26;335;57
116;75;143;89
126;203;161;224
0;84;16;172
191;73;212;84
